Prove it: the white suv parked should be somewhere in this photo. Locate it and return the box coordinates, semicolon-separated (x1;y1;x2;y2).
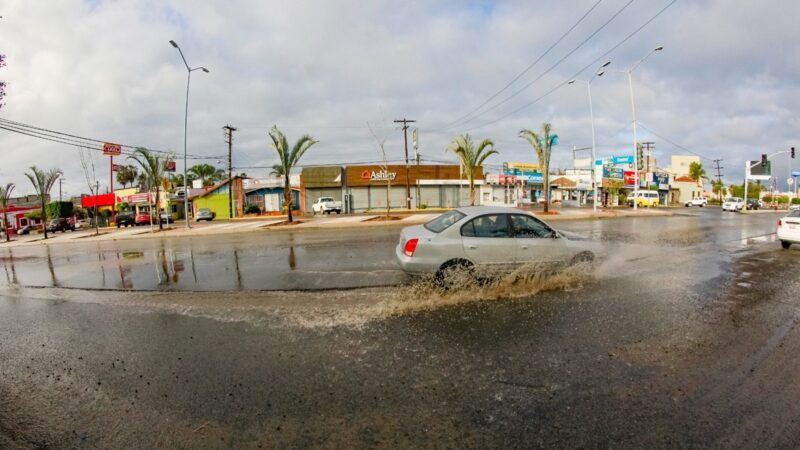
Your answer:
685;197;708;207
722;197;744;212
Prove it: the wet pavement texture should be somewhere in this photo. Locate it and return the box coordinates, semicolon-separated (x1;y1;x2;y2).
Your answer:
2;209;800;448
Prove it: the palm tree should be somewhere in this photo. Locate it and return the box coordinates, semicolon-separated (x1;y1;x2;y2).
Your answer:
268;125;318;222
689;161;707;188
0;183;15;242
269;164;285;177
116;165;138;188
447;134;498;206
25;166;61;239
519;123;559;213
128;148;169;231
188;164;220;187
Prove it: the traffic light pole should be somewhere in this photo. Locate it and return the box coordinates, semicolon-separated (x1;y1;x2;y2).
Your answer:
743;150;792;213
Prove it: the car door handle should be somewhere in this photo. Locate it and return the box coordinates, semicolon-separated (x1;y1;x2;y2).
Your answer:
467;244;478;249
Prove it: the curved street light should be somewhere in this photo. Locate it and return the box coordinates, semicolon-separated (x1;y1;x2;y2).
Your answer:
568;60;611;213
169;40;209;228
610;46;663;210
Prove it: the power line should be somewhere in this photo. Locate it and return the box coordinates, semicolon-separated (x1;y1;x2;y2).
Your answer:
447;0;636;131
439;0;606;131
636;122;715;162
463;0;679;132
0;117;225;160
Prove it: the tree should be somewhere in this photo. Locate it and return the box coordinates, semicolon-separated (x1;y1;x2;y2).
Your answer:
0;183;15;242
367;121;392;217
116;165;138;188
730;182;762;199
188;164;222;187
269;164;285;177
268;126;318;222
711;179;726;200
0;54;6;109
689;161;707;188
447;134;498;206
128;148;170;231
25;166;61;239
519;123;559;213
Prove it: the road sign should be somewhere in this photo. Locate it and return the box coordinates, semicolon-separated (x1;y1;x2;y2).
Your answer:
102;142;122;156
789;178;795;186
165;160;177;172
111;164;121;172
612;155;634;165
747;160;771;180
793;171;800;177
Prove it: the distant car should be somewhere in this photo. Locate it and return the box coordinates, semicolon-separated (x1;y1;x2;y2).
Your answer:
47;218;75;233
196;208;215;222
395;206;595;288
17;225;33;235
312;197;343;214
73;219;90;229
746;199;760;210
790;204;800;211
777;209;800;249
685;197;708;207
116;211;136;228
722;197;744;212
135;213;152;226
627;191;660;208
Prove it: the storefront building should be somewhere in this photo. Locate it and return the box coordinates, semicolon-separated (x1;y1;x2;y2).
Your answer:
300;166;343;214
343;164;480;212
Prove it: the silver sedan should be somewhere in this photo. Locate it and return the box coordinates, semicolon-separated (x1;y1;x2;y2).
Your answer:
395;206;595;286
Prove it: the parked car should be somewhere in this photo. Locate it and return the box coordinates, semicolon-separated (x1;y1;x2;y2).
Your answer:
47;217;75;233
722;197;744;212
196;208;215;222
395;206;595;287
17;224;33;235
777;209;800;249
790;204;800;211
73;219;90;229
685;197;708;207
135;213;152;226
116;211;136;227
746;199;760;210
312;197;343;214
626;191;660;208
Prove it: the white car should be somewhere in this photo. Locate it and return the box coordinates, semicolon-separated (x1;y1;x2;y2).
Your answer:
395;206;595;286
312;197;342;214
685;197;708;207
722;197;744;212
778;210;800;249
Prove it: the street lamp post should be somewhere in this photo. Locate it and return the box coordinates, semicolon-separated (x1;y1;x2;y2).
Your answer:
614;46;663;210
569;61;610;214
169;40;209;229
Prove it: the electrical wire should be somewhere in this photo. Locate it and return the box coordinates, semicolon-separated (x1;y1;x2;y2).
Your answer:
438;0;606;131
636;122;716;162
463;0;679;132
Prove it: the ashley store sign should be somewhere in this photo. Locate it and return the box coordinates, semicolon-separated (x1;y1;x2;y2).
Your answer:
361;169;397;181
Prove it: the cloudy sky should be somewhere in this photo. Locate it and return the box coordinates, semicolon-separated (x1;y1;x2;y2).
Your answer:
1;0;799;197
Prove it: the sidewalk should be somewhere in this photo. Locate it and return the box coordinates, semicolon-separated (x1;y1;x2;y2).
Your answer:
0;206;676;247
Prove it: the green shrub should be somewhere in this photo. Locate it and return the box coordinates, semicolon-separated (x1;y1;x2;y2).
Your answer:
792;198;800;205
419;203;428;209
244;204;261;214
46;201;73;219
762;195;773;203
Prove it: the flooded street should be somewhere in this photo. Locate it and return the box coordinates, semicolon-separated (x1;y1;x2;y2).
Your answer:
2;209;800;448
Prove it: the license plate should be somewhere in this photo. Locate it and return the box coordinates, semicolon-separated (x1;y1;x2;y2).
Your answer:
790;224;798;230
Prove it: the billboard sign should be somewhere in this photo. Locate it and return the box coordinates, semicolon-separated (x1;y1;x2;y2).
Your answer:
505;162;540;171
102;142;122;156
503;167;543;183
165;160;177;172
612;155;634;165
603;167;623;179
111;164;121;172
654;173;670;190
623;171;636;187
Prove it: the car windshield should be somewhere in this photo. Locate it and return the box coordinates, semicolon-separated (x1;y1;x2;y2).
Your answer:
424;210;466;233
789;210;800;218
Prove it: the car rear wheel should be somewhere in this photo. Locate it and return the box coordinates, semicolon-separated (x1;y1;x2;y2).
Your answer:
435;260;476;290
570;251;595;265
782;241;791;249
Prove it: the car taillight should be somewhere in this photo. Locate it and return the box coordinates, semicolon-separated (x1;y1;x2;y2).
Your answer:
403;238;419;257
778;219;782;227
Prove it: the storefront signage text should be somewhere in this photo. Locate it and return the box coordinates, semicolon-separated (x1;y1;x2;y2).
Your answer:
361;169;397;181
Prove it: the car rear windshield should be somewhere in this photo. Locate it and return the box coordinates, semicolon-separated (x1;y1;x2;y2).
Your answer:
424;210;466;233
790;210;800;218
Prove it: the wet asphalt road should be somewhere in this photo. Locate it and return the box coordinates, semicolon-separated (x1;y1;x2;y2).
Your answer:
2;208;800;448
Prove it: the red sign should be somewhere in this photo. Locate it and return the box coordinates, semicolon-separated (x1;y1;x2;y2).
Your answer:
361;170;371;180
111;164;121;172
623;171;636;187
103;142;122;156
499;174;518;184
165;160;177;172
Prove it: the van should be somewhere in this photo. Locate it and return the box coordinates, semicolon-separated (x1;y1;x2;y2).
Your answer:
626;191;659;208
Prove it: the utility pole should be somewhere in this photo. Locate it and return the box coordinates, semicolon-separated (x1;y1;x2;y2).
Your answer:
713;159;724;201
59;177;63;202
394;118;416;209
640;142;655;175
413;128;420;208
223;125;237;220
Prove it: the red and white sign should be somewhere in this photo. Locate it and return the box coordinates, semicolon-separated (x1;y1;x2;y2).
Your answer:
111;164;122;172
103;142;122;156
165;160;177;172
623;170;636;187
